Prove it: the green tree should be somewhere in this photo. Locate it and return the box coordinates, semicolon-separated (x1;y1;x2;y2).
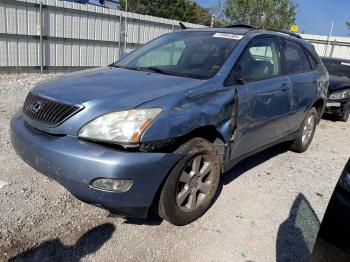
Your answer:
119;0;213;26
224;0;297;30
347;21;350;30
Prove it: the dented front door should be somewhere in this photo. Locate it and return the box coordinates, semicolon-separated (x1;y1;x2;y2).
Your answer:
229;76;292;160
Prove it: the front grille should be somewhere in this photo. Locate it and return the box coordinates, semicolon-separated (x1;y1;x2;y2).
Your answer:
23;92;82;127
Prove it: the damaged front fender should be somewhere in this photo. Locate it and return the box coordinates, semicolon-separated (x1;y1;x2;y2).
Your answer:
139;85;238;145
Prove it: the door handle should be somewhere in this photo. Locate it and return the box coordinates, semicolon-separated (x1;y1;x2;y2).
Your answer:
281;83;289;92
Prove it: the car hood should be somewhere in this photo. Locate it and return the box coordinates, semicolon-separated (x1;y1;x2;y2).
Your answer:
328;75;350;93
32;67;205;107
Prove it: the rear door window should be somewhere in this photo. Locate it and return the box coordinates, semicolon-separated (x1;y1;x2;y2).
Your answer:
281;40;312;74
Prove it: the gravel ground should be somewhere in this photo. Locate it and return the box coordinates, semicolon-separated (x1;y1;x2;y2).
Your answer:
0;73;349;262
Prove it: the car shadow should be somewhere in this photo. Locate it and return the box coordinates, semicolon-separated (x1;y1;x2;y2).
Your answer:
222;142;291;185
108;212;163;226
210;142;291;209
122;217;163;226
322;113;339;122
9;223;115;262
276;193;320;262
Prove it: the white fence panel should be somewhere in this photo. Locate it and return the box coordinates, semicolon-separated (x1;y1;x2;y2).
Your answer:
0;0;204;72
301;33;350;60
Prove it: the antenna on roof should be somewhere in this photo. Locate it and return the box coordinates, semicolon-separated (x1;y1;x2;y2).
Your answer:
179;22;187;29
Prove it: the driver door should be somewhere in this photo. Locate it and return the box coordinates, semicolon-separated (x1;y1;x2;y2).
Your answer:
227;36;292;159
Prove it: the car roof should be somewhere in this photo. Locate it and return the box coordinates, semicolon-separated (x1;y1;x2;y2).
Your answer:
184;27;252;35
184;26;304;42
182;26;319;57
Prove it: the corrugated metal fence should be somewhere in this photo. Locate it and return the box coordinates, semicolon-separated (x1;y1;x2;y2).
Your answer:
0;0;204;72
1;0;350;73
301;33;350;60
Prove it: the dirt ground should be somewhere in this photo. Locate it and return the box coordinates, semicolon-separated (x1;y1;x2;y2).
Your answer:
0;74;349;262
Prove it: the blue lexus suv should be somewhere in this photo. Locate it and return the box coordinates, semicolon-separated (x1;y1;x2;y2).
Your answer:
11;26;328;225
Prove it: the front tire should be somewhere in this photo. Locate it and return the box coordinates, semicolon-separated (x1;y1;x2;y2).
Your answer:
290;107;318;153
158;138;221;226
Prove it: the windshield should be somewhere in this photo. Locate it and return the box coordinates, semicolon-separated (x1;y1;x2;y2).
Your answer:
112;31;240;79
323;59;350;78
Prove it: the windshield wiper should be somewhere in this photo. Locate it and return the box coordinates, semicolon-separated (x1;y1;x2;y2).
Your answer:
110;65;202;78
109;64;122;68
109;64;140;71
138;66;172;75
110;65;171;75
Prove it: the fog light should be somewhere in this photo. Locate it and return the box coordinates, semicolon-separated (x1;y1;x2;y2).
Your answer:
91;179;133;192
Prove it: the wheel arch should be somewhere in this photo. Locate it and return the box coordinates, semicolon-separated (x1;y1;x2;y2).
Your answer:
311;98;326;124
148;125;226;217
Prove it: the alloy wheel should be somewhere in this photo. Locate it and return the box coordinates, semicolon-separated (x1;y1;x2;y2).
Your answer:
176;155;214;212
302;114;315;146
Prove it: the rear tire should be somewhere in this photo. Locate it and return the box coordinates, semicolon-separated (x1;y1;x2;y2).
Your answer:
158;138;221;226
290;107;318;153
340;104;350;122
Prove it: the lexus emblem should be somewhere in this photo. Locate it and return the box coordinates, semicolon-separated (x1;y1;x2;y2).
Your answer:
31;101;42;113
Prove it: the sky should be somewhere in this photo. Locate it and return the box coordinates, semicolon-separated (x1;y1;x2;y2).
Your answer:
196;0;350;36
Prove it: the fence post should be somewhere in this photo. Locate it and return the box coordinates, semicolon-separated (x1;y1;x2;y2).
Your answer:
39;1;43;74
124;0;128;53
330;39;336;57
324;21;334;56
118;12;123;59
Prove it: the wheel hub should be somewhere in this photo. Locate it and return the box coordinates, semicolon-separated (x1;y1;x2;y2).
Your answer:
189;176;200;191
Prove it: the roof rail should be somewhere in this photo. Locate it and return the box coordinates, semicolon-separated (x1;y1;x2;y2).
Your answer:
267;29;302;39
225;24;255;29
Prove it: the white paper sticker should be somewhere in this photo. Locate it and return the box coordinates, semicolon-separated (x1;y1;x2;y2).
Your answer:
213;33;243;40
341;62;350;67
0;180;9;189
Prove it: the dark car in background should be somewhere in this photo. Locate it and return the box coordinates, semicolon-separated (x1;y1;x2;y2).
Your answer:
278;159;350;261
11;27;328;225
312;158;350;261
322;57;350;122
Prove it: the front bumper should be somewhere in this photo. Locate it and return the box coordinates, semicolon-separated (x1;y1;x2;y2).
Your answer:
324;100;349;116
10;112;181;218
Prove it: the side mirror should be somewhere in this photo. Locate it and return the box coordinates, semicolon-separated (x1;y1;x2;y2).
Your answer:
236;77;245;84
232;63;245;85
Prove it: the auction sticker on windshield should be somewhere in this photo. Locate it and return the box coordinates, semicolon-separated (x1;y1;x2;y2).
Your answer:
213;33;243;40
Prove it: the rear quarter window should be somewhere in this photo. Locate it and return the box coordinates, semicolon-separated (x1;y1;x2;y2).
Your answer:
304;49;318;70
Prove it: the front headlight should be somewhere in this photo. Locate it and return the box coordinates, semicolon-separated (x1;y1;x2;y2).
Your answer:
79;108;162;143
329;89;350;100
